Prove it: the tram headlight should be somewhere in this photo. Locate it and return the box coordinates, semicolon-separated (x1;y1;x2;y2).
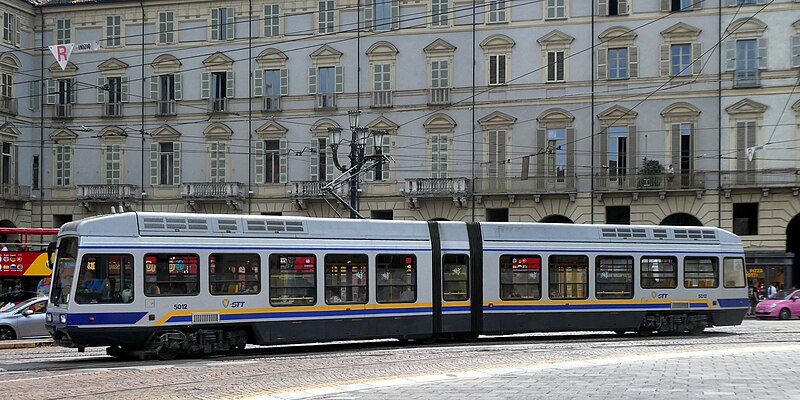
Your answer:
45;313;52;323
59;314;67;324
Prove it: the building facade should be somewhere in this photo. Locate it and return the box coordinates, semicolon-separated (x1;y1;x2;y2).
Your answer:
0;0;799;286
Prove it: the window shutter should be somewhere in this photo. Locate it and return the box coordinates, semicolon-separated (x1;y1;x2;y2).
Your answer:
335;66;343;93
149;142;159;185
225;7;235;40
10;144;17;185
792;36;800;68
226;70;235;98
309;139;319;181
70;79;77;103
692;42;702;75
566;127;575;177
211;8;219;40
97;76;107;103
627;125;637;174
392;0;400;29
736;122;746;170
308;67;317;94
598;0;608;16
279;139;288;183
46;79;56;104
366;136;375;181
618;0;629;15
660;0;670;11
28;81;39;111
171;142;181;185
660;44;670;76
174;74;182;100
280;68;289;96
724;40;736;71
121;76;129;102
14;15;20;46
757;37;767;70
671;124;681;171
381;137;390;181
628;46;638;78
150;74;159;101
692;0;701;10
253;69;263;97
364;0;374;30
325;141;334;181
596;49;607;80
201;72;210;99
536;128;545;175
254;140;264;183
599;126;608;174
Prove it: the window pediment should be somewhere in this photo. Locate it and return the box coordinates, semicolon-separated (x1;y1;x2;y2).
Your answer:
50;128;78;143
152;54;182;74
256;48;288;69
537;108;574;126
793;20;800;34
537;30;574;50
661;102;701;120
366;116;398;131
423;39;456;57
597;105;637;125
150;124;181;141
255;120;288;137
660;22;701;42
48;61;77;77
598;26;637;46
310;118;341;135
480;34;515;52
726;18;766;38
202;52;234;69
726;98;767;115
99;126;128;142
98;58;129;74
478;111;516;128
366;41;399;58
0;122;20;139
310;45;343;65
423;113;456;129
0;53;21;70
203;122;233;139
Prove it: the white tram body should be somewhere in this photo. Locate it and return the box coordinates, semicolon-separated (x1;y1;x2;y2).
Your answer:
45;212;749;358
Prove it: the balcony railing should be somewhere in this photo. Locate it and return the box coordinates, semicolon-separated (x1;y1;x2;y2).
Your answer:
371;90;393;108
473;176;577;195
403;177;470;197
0;96;18;115
181;181;245;200
156;99;176;116
263;95;281;112
54;103;72;118
596;172;704;191
209;97;228;113
428;88;451;105
290;180;349;199
720;169;800;188
77;184;138;201
734;69;760;88
315;93;336;110
103;102;122;117
0;184;31;202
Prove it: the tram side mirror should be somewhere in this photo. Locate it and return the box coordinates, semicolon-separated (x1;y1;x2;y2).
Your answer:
46;241;57;269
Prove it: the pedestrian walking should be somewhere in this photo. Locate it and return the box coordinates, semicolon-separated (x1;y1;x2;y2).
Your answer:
768;283;778;299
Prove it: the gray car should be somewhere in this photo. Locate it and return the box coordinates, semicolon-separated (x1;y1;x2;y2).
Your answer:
0;297;49;340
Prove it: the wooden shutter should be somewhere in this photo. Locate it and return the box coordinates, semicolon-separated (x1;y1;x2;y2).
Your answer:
280;68;289;96
392;0;400;30
308;67;317;94
536;128;545;175
618;0;629;15
599;126;608;176
628;46;638;78
309;139;319;181
736;122;746;171
96;76;107;103
566;127;575;177
254;140;264;183
14;15;20;46
692;42;702;75
174;74;182;100
671;124;681;171
279;139;288;183
149;142;159;185
792;36;800;68
201;72;210;98
335;66;343;93
757;37;767;70
724;40;736;71
28;81;39;111
660;44;670;76
365;136;375;181
660;0;670;11
364;0;374;30
46;79;56;104
253;69;263;97
692;0;702;10
172;142;181;185
121;76;129;102
210;8;219;40
596;49;607;80
225;7;235;40
627;125;637;175
226;71;235;98
598;0;608;16
150;75;159;101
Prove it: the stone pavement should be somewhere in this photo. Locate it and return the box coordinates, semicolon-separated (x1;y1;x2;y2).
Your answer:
0;339;51;350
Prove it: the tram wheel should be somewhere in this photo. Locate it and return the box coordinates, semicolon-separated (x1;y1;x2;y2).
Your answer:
688;325;705;335
157;347;178;361
227;343;246;356
637;328;653;337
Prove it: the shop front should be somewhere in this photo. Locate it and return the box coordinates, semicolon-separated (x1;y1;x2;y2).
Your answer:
745;251;794;292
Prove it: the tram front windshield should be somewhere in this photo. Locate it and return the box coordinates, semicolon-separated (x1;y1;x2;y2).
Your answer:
50;237;78;306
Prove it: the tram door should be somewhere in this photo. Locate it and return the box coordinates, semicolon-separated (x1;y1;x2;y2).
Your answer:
441;253;471;333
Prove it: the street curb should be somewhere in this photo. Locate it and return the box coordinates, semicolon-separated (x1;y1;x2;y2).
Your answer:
0;340;52;350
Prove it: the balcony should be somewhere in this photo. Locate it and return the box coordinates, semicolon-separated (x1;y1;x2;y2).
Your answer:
595;172;705;199
209;97;228;113
428;88;451;105
0;184;30;202
315;93;336;110
403;177;470;208
263;95;281;112
0;97;18;115
371;90;393;108
156;99;176;116
76;184;138;211
720;170;800;192
289;180;349;210
734;69;759;88
103;101;122;117
54;103;72;119
181;181;246;210
473;176;577;195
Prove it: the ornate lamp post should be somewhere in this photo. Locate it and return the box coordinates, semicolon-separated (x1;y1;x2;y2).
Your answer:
327;110;386;219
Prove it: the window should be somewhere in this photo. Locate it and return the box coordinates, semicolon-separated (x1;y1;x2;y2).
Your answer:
106;16;121;47
324;254;367;304
431;0;449;27
671;44;691;76
596;256;633;299
311;65;340;109
51;236;78;305
155;74;180;115
547;51;565;82
486;130;507;178
678;123;692;175
793;35;800;69
371;210;393;220
159;11;175;44
607;125;628;181
311;137;331;181
430;133;448;178
366;135;390;181
264;4;280;37
56;79;74;106
723;258;746;288
733;202;758;235
684;257;719;288
270;254;316;306
671;0;694;11
2;12;20;46
499;255;541;300
641;256;678;289
431;60;449;88
488;0;507;23
32;155;39;190
75;254;134;304
157;142;179;185
318;0;335;33
209;141;226;182
101;76;124;116
372;0;394;31
546;0;566;19
209;71;232;111
489;54;506;85
546;128;566;181
548;255;588;300
0;142;11;185
605;205;630;225
55;144;71;186
144;254;200;296
104;144;121;184
209;254;260;295
264;139;281;183
376;254;416;303
443;254;469;301
56;19;71;45
0;72;11;101
486;208;509;222
604;0;628;16
735;39;758;86
730;0;757;5
736;120;756;173
373;63;391;93
607;48;628;79
211;7;235;41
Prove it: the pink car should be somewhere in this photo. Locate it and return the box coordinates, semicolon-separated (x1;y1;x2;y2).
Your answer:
755;289;800;320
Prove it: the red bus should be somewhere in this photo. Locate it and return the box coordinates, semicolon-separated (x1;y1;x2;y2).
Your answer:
0;227;60;307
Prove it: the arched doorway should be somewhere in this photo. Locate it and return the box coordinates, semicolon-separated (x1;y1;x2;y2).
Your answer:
0;219;15;244
659;213;702;226
786;215;800;288
539;215;574;224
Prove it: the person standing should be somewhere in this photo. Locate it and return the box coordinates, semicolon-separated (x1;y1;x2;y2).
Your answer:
768;282;778;299
0;244;7;251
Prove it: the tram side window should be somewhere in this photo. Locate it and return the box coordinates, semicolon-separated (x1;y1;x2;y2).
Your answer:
376;254;416;303
324;254;368;304
209;253;260;295
549;255;589;300
641;256;678;289
269;254;316;306
499;255;541;300
596;256;634;299
684;257;719;288
723;258;747;288
144;254;200;297
75;254;134;304
443;254;469;301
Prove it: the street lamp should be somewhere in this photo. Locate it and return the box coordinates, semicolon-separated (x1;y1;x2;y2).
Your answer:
327;110;386;219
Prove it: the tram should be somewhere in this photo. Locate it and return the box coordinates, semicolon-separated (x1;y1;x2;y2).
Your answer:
44;212;749;359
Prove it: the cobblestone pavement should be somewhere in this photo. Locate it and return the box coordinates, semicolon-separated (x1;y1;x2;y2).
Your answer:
0;320;797;399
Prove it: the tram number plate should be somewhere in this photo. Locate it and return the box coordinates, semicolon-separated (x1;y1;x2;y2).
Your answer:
173;303;188;310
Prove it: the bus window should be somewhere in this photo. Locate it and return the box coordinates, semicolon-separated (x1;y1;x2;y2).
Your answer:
270;254;316;306
51;236;78;305
596;256;634;299
324;254;368;305
723;258;746;288
144;254;200;297
641;256;678;289
376;254;416;303
499;255;541;300
684;257;719;288
209;254;260;295
443;254;469;301
549;255;589;300
76;254;134;304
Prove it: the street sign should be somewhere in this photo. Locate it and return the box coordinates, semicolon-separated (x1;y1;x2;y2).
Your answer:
48;43;74;70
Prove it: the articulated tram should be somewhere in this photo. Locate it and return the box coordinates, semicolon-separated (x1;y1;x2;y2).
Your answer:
45;212;749;359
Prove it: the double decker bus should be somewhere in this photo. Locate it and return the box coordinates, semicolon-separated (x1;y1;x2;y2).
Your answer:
0;228;60;307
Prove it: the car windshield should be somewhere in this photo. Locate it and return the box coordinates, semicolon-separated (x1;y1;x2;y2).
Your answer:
1;300;35;313
773;290;797;300
51;237;79;306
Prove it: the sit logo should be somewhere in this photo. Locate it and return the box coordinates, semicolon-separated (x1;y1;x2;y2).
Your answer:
222;298;245;308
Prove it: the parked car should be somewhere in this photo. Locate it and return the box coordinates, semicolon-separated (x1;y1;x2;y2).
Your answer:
0;297;49;340
755;289;800;320
0;290;38;311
